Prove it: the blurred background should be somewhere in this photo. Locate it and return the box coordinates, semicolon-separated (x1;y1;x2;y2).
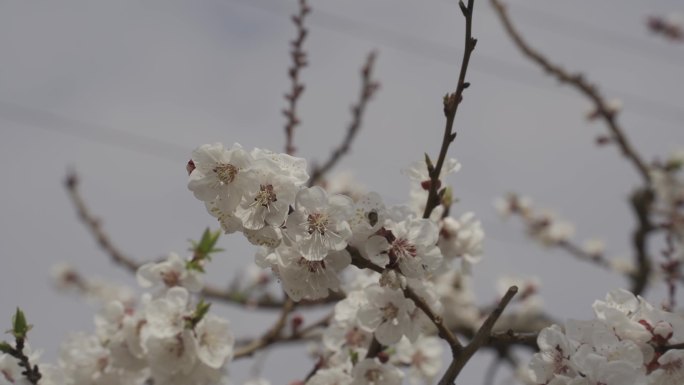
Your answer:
1;0;682;383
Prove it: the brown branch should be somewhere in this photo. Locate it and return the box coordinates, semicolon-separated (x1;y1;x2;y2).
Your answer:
64;171;338;309
4;337;42;384
629;188;655;295
423;0;477;218
487;330;538;350
403;286;463;355
501;192;656;295
438;286;518;385
348;247;466;356
490;0;651;185
309;51;380;186
557;240;611;270
660;342;684;352
65;172;140;272
233;297;296;359
283;0;311;156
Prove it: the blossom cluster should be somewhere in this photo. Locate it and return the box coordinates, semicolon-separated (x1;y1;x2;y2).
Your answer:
187;143;485;304
526;289;684;385
0;253;235;385
185;142;486;383
0;142;489;385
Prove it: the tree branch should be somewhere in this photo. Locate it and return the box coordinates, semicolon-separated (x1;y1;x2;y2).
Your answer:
438;286;518;385
309;51;380;186
423;0;477;218
348;247;466;356
64;171;338;309
490;0;651;185
283;0;311;156
233;297;296;359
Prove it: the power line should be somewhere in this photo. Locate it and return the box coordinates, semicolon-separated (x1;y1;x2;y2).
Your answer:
224;0;684;126
511;3;684;67
440;0;684;67
0;102;189;162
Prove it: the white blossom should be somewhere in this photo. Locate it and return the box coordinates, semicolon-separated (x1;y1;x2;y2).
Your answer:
306;366;353;385
365;218;442;278
357;285;416;345
193;315;234;369
438;212;484;272
274;247;351;301
136;253;203;293
351;358;403;385
393;336;443;385
188;142;254;212
286;186;354;261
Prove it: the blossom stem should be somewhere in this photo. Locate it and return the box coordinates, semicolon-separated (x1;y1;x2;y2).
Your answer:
438;286;518;385
309;51;380;186
422;0;477;219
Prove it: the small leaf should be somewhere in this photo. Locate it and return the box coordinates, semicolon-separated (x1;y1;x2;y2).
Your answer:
11;308;30;339
349;349;359;365
0;341;12;354
441;186;454;208
185;299;212;329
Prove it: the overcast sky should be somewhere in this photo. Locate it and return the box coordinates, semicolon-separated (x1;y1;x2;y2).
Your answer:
1;0;683;383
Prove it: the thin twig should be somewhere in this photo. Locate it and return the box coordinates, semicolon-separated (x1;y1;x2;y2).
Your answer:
423;0;477;218
629;188;655;295
348;247;466;355
283;0;311;155
64;171;338;309
309;52;380;186
490;0;651;185
234;311;332;349
403;286;463;355
5;337;42;384
557;240;611;270
438;286;518;385
233;297;296;359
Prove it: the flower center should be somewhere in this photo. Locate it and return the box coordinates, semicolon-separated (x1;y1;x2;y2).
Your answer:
253;184;277;208
365;368;383;382
297;257;326;273
213;163;238;184
161;270;181;287
380;302;399;322
344;326;368;347
390;238;417;260
307;212;329;235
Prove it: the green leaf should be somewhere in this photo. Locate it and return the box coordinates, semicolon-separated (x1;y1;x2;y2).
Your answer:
349;349;359;365
185;299;212;329
441;186;453;207
11;308;30;339
0;341;12;354
187;228;223;273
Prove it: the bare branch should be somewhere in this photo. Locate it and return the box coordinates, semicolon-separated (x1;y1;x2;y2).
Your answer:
64;171;338;309
629;188;655;295
348;247;466;356
490;0;651;185
233;297;296;359
403;286;463;355
283;0;311;156
423;0;477;218
309;51;380;186
438;286;518;385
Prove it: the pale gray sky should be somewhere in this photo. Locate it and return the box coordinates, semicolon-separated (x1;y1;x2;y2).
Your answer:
1;0;683;383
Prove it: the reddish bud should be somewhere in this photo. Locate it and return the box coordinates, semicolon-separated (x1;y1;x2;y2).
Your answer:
186;160;196;175
291;314;304;333
376;351;390;363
